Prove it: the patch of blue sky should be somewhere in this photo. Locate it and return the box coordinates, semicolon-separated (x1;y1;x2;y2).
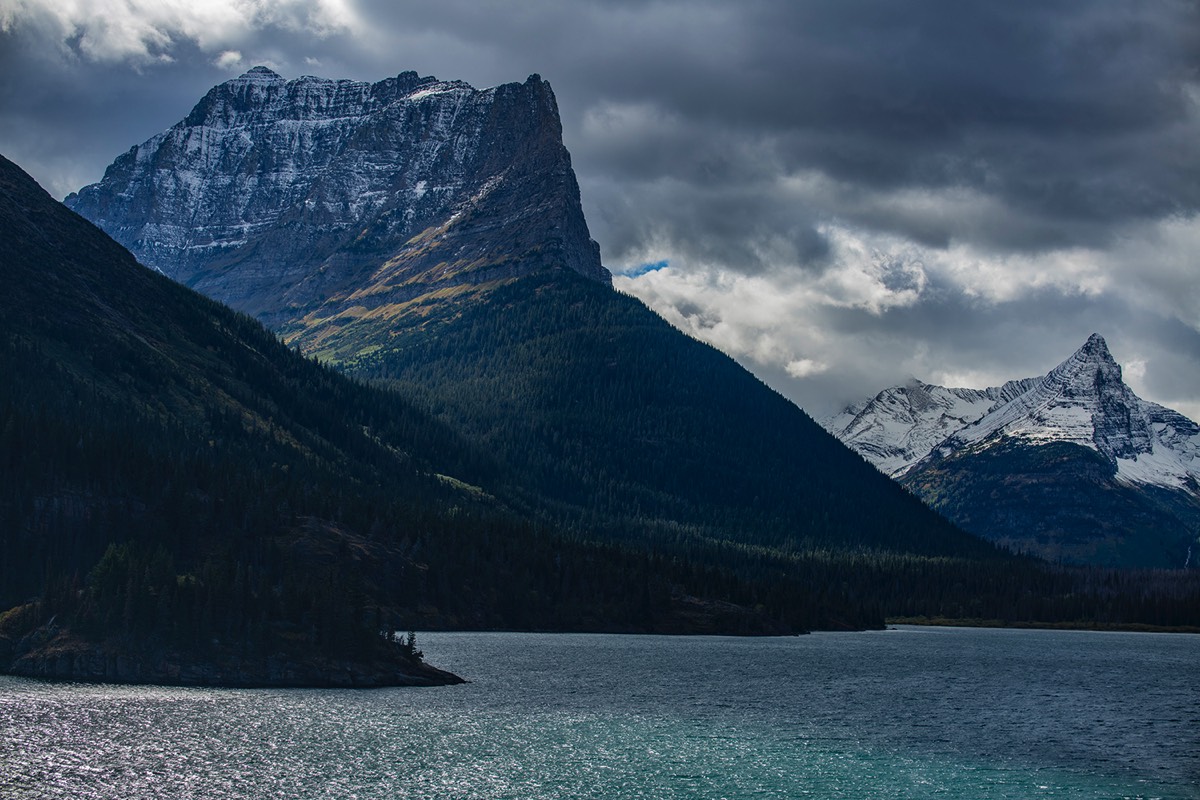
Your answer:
620;260;669;278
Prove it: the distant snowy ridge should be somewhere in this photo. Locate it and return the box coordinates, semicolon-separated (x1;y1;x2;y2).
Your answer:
821;377;1039;478
823;334;1200;493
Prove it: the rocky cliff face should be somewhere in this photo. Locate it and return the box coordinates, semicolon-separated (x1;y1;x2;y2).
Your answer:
67;66;609;349
940;335;1161;464
824;335;1200;566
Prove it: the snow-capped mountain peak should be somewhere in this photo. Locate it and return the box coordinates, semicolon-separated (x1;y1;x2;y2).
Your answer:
824;334;1200;493
946;334;1150;458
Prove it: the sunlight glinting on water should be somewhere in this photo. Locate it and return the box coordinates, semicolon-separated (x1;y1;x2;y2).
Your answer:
2;629;1197;799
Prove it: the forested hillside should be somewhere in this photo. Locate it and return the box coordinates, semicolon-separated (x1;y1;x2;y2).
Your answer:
0;154;866;684
351;271;993;558
3;147;1197;688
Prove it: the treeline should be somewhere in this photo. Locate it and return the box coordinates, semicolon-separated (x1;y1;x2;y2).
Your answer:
812;550;1200;629
4;329;1197;643
0;322;759;645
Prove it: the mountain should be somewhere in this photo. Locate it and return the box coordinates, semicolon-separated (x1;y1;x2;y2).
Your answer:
63;70;1200;629
823;335;1200;567
66;67;999;562
2;152;854;685
65;67;608;358
822;377;1040;478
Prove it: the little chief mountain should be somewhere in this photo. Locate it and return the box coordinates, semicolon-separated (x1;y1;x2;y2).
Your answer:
66;67;608;348
65;66;979;561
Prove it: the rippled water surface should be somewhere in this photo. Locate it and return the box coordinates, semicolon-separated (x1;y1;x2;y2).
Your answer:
2;627;1198;798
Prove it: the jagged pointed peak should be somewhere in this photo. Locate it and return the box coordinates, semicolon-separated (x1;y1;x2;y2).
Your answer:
1076;332;1113;360
824;332;1200;497
1050;333;1120;384
938;330;1151;464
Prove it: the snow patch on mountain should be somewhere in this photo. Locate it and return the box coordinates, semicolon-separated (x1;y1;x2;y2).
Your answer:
822;377;1039;477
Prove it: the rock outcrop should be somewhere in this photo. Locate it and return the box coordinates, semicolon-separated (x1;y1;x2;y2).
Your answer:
67;67;609;357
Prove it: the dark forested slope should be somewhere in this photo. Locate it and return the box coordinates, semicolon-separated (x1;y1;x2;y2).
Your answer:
1;154;848;685
354;271;997;560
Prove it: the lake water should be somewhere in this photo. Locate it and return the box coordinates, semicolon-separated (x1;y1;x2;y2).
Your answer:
1;627;1197;799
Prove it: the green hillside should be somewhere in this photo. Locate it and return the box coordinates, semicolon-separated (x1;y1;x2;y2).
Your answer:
3;150;1197;686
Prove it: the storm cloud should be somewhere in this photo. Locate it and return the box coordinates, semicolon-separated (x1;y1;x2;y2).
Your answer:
2;0;1198;418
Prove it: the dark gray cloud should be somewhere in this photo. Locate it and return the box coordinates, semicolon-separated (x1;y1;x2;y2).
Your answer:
2;0;1199;419
8;1;1197;242
583;1;1200;255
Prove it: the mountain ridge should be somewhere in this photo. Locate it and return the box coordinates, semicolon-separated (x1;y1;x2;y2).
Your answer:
824;334;1200;566
822;376;1041;478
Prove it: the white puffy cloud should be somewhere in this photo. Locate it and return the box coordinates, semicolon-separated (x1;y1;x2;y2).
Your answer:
1;0;361;64
616;211;1200;420
212;49;242;70
785;358;827;379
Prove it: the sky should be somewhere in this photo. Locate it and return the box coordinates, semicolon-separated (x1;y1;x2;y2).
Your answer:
2;0;1199;421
